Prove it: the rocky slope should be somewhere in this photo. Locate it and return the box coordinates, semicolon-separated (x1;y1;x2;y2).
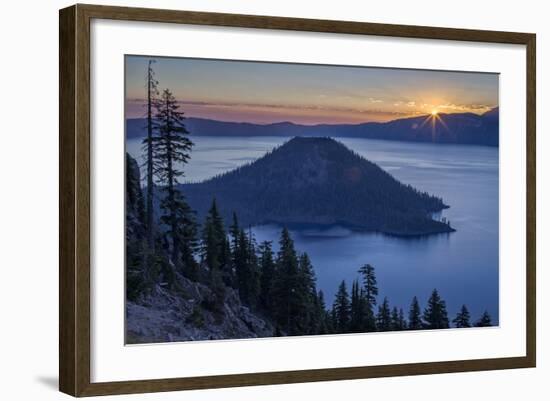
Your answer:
126;272;275;343
125;152;274;343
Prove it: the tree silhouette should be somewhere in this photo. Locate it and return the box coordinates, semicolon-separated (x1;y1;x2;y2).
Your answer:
474;310;493;327
143;59;159;250
298;252;319;334
377;297;392;331
258;241;275;313
358;264;378;331
350;279;367;332
398;308;407;330
315;290;329;335
333;280;351;333
201;199;228;271
152;88;196;271
453;304;471;328
271;228;302;334
423;289;450;329
233;229;260;307
408;296;423;330
391;307;407;330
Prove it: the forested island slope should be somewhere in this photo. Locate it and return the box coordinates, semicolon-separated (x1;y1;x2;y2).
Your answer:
181;137;454;236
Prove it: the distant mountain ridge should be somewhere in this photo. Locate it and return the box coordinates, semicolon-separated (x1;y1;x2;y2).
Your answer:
126;108;499;147
180;137;455;236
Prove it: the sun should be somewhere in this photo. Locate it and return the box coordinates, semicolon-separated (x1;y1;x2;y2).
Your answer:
431;109;438;116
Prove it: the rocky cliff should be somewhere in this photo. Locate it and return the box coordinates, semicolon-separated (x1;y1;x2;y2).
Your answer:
126;272;275;343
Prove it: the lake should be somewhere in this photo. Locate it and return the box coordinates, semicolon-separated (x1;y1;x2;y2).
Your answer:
127;136;499;324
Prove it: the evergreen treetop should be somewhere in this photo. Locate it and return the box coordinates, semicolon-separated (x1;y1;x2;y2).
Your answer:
423;289;450;329
453;304;471;328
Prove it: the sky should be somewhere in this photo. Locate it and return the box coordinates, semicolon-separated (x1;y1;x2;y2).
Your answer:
125;55;499;125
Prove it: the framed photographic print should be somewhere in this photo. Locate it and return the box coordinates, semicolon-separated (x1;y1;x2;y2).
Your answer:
59;4;536;397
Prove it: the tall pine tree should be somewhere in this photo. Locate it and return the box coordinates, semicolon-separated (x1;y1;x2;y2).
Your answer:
234;229;260;307
126;153;148;300
332;280;351;333
376;296;392;331
391;306;406;331
350;279;366;332
246;228;260;307
398;308;407;330
298;252;318;334
229;212;240;256
201;199;228;272
453;304;471;328
152;88;197;279
258;241;275;313
422;289;450;329
358;264;378;331
271;228;302;335
408;296;423;330
143;59;159;250
474;310;493;327
315;290;329;335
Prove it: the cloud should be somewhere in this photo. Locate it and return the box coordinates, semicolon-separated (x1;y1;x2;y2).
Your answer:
437;103;495;113
128;98;412;117
126;97;495;125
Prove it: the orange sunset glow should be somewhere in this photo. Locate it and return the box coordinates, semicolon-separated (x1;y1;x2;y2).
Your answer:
126;56;498;125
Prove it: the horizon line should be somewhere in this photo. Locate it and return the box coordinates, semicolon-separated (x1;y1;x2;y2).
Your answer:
125;107;499;127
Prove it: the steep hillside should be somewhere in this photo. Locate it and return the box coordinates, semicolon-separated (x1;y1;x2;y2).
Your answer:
181;137;454;236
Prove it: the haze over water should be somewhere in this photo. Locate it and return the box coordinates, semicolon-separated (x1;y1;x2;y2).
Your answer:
127;136;499;324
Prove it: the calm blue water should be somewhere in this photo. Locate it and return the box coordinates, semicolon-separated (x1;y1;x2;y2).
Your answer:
127;136;499;324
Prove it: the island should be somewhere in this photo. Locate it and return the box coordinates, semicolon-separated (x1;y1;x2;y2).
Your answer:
181;137;455;236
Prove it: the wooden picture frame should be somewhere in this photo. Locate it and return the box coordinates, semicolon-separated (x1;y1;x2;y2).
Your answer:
59;3;536;397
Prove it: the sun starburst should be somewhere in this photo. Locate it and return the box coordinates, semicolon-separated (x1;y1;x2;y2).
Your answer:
418;110;450;141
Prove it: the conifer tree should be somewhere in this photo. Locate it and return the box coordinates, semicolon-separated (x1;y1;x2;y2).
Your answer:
245;230;260;307
408;296;423;330
220;236;232;285
126;153;147;300
234;229;248;292
226;212;241;288
376;297;392;331
350;279;366;332
453;304;471;328
316;290;329;335
234;229;260;307
180;222;199;280
142;59;159;250
398;308;407;330
258;241;275;312
229;212;240;255
298;252;318;333
474;310;493;327
201;199;228;271
329;308;338;334
271;228;302;334
422;289;450;329
358;264;378;331
152;88;197;277
332;280;351;333
201;199;235;288
391;306;406;331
